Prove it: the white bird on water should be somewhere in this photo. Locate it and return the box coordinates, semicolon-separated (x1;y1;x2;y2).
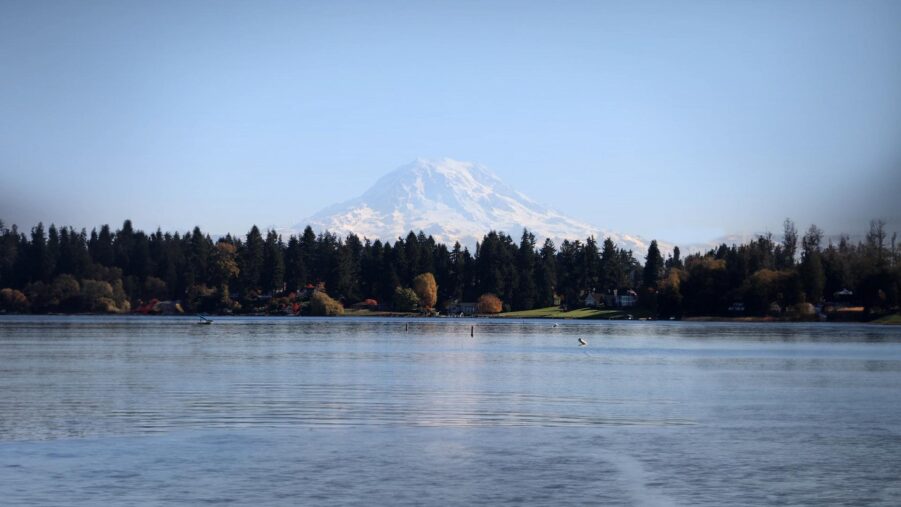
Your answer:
578;338;587;346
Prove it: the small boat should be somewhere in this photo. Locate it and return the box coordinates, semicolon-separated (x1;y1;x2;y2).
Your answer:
197;314;213;325
578;338;587;346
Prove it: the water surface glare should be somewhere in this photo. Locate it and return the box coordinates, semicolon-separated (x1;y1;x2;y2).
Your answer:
1;316;900;505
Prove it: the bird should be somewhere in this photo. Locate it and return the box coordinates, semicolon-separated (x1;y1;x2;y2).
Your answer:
578;338;587;346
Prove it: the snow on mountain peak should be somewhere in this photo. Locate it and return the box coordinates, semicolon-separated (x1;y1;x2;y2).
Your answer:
297;158;656;253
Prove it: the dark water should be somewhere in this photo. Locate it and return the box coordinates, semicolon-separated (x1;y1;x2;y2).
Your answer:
1;316;900;505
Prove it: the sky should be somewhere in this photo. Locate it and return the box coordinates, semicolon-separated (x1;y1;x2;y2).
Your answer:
2;0;900;246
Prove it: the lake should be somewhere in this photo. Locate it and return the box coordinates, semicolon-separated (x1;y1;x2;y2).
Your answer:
1;316;900;505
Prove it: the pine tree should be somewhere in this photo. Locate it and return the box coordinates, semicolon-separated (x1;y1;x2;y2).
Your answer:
513;229;537;310
284;235;307;292
535;239;557;307
800;224;825;303
643;240;663;288
599;237;619;291
29;223;51;282
241;226;264;292
261;230;285;294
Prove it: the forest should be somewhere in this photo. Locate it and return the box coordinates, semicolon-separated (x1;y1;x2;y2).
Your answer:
0;218;898;321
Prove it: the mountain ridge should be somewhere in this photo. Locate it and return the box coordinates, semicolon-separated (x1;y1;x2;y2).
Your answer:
296;158;662;254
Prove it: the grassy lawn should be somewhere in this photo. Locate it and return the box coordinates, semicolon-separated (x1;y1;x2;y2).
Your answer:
873;313;901;325
499;306;631;320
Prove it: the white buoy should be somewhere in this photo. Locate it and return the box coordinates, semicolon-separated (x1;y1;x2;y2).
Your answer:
578;338;587;346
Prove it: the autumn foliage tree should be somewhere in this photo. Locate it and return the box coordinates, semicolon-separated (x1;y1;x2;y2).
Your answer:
477;293;503;314
412;272;437;309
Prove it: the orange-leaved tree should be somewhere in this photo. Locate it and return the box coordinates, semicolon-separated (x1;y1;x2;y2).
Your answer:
477;293;503;314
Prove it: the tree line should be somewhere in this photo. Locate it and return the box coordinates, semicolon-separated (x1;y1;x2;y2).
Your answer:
0;218;898;319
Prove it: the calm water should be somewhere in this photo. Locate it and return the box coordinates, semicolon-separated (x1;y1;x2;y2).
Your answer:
1;316;900;506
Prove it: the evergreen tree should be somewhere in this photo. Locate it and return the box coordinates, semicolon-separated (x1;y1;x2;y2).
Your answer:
90;224;115;267
261;230;285;294
300;226;318;280
599;238;620;291
188;227;211;287
360;239;382;300
513;229;537;311
341;233;363;302
448;242;466;302
582;236;600;292
241;226;264;292
284;235;307;292
46;224;60;278
29;223;52;282
114;220;135;274
379;242;401;303
535;239;557;307
665;245;683;270
800;224;825;303
777;218;798;269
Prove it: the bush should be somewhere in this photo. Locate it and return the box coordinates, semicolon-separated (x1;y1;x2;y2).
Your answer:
477;293;503;314
310;291;344;316
80;279;113;305
393;287;419;312
51;274;81;312
186;284;217;313
0;288;29;313
80;279;130;313
143;276;168;300
23;282;50;312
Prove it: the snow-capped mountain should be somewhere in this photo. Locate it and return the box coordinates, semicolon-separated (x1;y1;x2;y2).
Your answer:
296;158;657;253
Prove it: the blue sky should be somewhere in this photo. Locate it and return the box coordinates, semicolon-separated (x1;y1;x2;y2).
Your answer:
2;0;899;245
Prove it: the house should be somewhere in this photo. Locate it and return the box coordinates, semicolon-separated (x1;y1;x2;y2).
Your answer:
603;289;638;308
584;292;604;308
830;289;854;309
728;302;746;314
446;301;478;316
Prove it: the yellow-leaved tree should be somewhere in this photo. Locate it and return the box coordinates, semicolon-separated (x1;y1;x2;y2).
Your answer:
412;272;438;309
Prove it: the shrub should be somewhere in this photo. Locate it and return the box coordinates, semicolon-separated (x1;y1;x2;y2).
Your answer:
80;279;130;313
51;274;81;312
393;287;419;312
310;291;344;316
0;288;29;313
143;276;168;300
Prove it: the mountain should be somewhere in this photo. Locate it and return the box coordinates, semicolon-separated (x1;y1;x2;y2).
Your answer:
296;158;658;254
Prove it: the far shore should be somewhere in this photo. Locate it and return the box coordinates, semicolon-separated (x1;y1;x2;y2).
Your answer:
2;309;899;325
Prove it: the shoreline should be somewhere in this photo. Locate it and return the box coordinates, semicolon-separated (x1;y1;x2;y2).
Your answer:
1;311;898;325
